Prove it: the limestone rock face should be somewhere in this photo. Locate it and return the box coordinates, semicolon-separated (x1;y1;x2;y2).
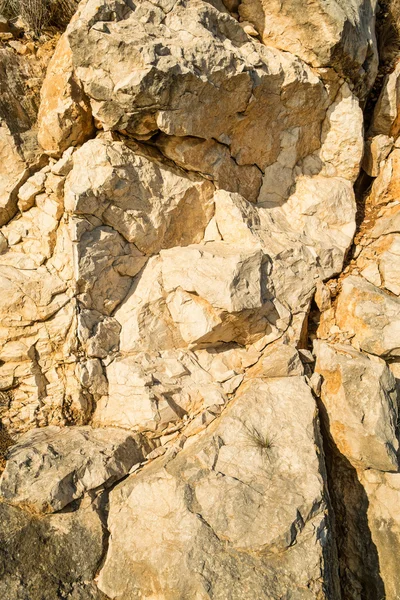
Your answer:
37;34;94;155
312;62;400;597
1;0;399;598
238;0;378;96
98;377;339;600
64;137;215;254
364;63;400;175
64;0;328;170
0;43;52;226
360;470;400;600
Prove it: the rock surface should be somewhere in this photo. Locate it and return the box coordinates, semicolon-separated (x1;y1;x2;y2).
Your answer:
238;0;378;96
0;426;147;513
98;377;339;600
0;0;400;598
315;341;398;471
0;498;107;600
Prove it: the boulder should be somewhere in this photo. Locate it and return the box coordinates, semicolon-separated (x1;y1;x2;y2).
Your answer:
314;341;398;471
98;377;340;600
370;147;400;206
37;34;94;154
51;0;331;174
359;470;400;600
369;61;400;139
0;425;147;513
238;0;378;95
335;275;400;357
64;137;214;254
0;499;107;600
73;221;146;315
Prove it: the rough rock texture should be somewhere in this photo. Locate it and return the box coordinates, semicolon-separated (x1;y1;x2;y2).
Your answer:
238;0;378;97
1;0;400;598
335;275;400;357
37;33;94;155
315;341;398;471
0;425;148;513
0;39;54;226
98;377;339;600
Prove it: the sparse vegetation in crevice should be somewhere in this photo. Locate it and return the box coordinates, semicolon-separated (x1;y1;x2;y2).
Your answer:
0;0;79;36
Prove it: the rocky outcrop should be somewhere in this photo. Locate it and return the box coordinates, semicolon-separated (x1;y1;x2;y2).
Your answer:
1;0;400;598
311;45;400;596
97;377;340;599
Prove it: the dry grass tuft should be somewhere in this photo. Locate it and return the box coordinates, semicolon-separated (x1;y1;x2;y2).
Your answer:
0;0;78;35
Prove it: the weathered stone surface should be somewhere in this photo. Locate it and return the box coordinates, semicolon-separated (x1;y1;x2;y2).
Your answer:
0;426;146;513
315;341;398;471
17;170;46;211
64;137;214;254
363;133;393;176
93;347;250;431
369;61;400;139
0;123;28;226
360;232;400;295
275;176;356;277
0;1;396;597
38;34;94;154
0;41;54;226
0;499;107;600
238;0;378;95
73;221;146;315
156;134;262;203
98;377;339;599
335;275;400;357
370;147;400;206
114;241;283;353
53;0;333;174
245;340;304;378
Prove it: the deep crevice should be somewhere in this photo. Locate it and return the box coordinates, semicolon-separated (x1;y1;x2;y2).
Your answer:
317;398;386;600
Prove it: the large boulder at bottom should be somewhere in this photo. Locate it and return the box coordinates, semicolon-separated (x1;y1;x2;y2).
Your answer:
0;498;107;600
0;426;147;513
98;376;340;600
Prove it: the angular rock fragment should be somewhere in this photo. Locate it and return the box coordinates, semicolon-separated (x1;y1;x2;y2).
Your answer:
64;137;214;253
359;470;400;600
238;0;378;95
315;341;398;471
0;426;146;513
335;275;400;357
38;34;94;154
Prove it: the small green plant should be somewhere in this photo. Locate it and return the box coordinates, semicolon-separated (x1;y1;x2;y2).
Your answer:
242;423;276;462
